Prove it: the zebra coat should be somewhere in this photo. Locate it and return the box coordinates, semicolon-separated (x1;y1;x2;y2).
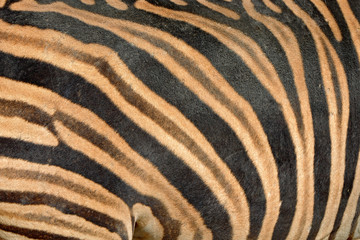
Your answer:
0;0;359;239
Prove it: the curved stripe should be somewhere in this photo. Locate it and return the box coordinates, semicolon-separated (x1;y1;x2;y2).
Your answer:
196;0;240;20
0;178;126;229
262;0;281;13
334;150;360;239
105;0;128;10
0;115;58;146
283;1;350;239
0;202;121;240
309;0;342;41
7;2;252;238
336;0;360;63
0;76;211;239
0;229;37;240
0;222;80;240
242;0;315;239
80;0;95;5
170;0;187;6
136;1;295;238
0;157;128;212
53;120;201;240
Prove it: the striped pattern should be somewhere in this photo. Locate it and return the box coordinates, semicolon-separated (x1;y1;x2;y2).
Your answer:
0;0;359;239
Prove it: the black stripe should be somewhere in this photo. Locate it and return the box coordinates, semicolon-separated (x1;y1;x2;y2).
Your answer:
0;137;181;239
0;191;128;239
0;37;232;238
0;223;80;240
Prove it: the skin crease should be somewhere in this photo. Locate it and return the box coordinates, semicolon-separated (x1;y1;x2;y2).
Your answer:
0;0;359;239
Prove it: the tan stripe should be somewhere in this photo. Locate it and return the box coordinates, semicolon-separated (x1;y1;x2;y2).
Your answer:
0;214;100;240
132;203;164;240
0;230;34;240
53;120;199;240
337;1;360;63
262;0;281;13
105;0;127;10
0;202;120;240
170;0;187;6
0;77;210;239
334;150;360;239
196;0;240;20
310;0;342;41
136;1;291;238
283;1;349;239
242;0;315;238
80;0;95;5
5;3;251;238
0;157;127;210
0;178;126;226
0;0;5;8
0;115;58;146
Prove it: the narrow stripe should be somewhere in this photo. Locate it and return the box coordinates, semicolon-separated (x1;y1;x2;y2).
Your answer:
136;1;293;238
105;0;128;10
0;178;127;233
283;1;350;239
242;0;315;238
170;0;187;6
2;5;250;238
309;0;342;41
80;0;95;5
262;0;282;13
336;1;360;63
0;157;128;211
0;203;121;240
0;191;128;239
0;99;52;126
334;150;360;239
196;0;240;20
0;230;34;240
0;115;58;146
0;222;81;240
0;76;210;239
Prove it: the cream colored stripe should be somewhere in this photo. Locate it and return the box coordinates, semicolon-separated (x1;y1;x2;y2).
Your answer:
136;1;291;238
170;0;187;6
336;1;360;63
262;0;281;13
0;230;34;240
283;1;349;239
0;115;58;146
80;0;95;5
334;150;360;240
197;0;240;20
105;0;128;10
0;178;126;227
309;0;342;41
0;202;121;240
242;0;315;238
0;157;128;210
7;2;252;238
0;214;101;240
53;120;198;240
0;76;210;239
